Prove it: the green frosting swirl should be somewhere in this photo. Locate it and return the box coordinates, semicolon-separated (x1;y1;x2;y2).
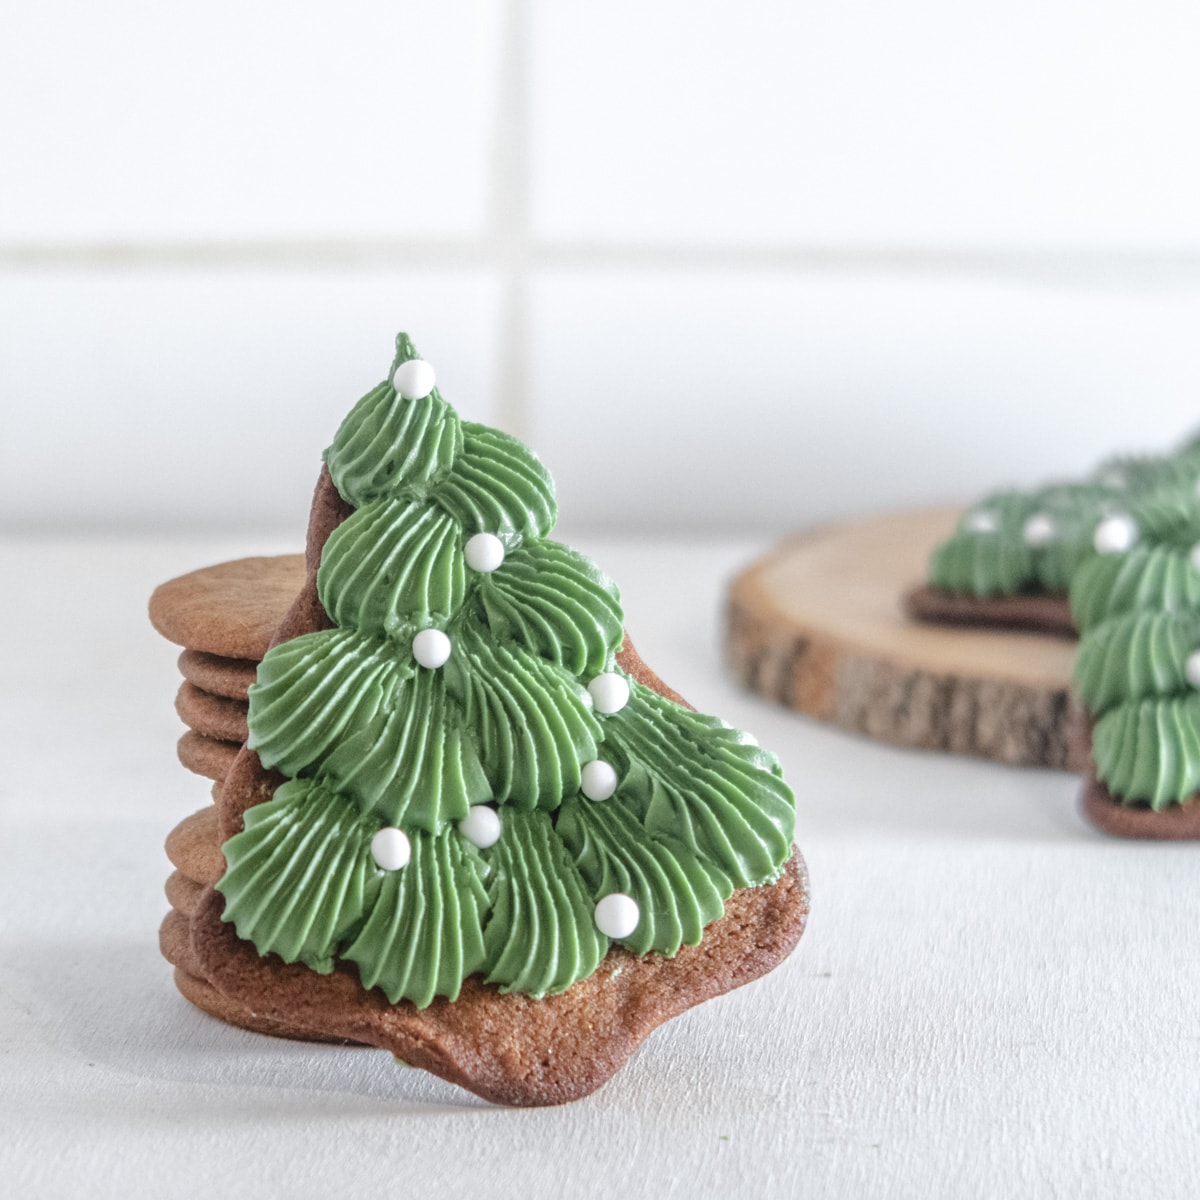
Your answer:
1091;451;1200;495
1073;608;1200;715
472;538;623;677
318;499;466;633
928;485;1119;597
1092;695;1200;810
1027;485;1121;592
928;437;1200;600
443;621;602;810
325;377;462;508
1070;543;1200;634
481;809;607;997
557;794;733;957
218;779;381;974
218;332;796;1008
433;423;556;539
342;825;489;1006
928;492;1036;596
1070;469;1200;809
600;681;795;888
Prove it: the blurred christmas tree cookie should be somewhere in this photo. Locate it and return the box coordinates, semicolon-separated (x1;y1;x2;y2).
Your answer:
1072;490;1200;838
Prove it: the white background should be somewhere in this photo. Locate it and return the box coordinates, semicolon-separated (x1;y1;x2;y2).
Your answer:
5;1;1200;535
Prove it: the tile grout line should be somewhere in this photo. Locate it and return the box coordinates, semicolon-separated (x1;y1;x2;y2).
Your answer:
488;0;531;441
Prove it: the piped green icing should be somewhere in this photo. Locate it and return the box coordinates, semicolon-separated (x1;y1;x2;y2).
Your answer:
1074;608;1200;715
433;423;556;539
472;538;623;677
324;335;462;507
1027;485;1120;592
1090;450;1200;495
217;779;379;973
928;485;1122;597
1118;486;1200;547
927;491;1036;596
1070;472;1200;810
600;681;795;888
1070;543;1200;634
557;796;734;957
481;809;607;996
247;628;405;776
318;499;467;633
313;666;491;830
927;438;1200;600
443;621;602;810
1092;696;1200;810
219;332;796;1007
341;826;489;1006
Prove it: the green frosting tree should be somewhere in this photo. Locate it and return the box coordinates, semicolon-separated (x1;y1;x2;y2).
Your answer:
216;334;795;1006
927;446;1200;600
1072;493;1200;810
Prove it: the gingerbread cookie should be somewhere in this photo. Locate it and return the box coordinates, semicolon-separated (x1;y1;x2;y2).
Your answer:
156;333;809;1105
175;682;249;744
150;554;305;661
177;731;241;784
178;649;259;702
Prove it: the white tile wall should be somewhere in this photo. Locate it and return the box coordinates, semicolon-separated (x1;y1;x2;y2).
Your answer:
0;270;501;530
3;1;503;242
530;1;1200;248
531;269;1200;531
3;0;1200;535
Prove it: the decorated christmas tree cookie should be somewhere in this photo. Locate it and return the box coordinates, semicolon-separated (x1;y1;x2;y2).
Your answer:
1071;490;1200;837
178;333;808;1104
908;441;1200;636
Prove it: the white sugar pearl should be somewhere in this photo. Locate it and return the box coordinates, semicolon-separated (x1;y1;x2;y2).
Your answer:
1022;513;1056;547
964;510;999;534
587;672;630;715
594;893;640;940
1186;651;1200;690
1093;514;1138;555
580;760;618;801
412;628;452;669
464;532;505;573
458;805;502;849
371;827;411;871
392;358;437;401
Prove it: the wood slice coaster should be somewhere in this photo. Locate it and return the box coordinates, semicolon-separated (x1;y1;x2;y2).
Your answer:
726;506;1088;770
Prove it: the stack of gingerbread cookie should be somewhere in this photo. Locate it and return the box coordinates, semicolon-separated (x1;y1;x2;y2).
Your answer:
150;553;352;1040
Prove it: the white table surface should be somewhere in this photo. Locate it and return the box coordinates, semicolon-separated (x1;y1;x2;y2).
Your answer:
2;530;1196;1200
